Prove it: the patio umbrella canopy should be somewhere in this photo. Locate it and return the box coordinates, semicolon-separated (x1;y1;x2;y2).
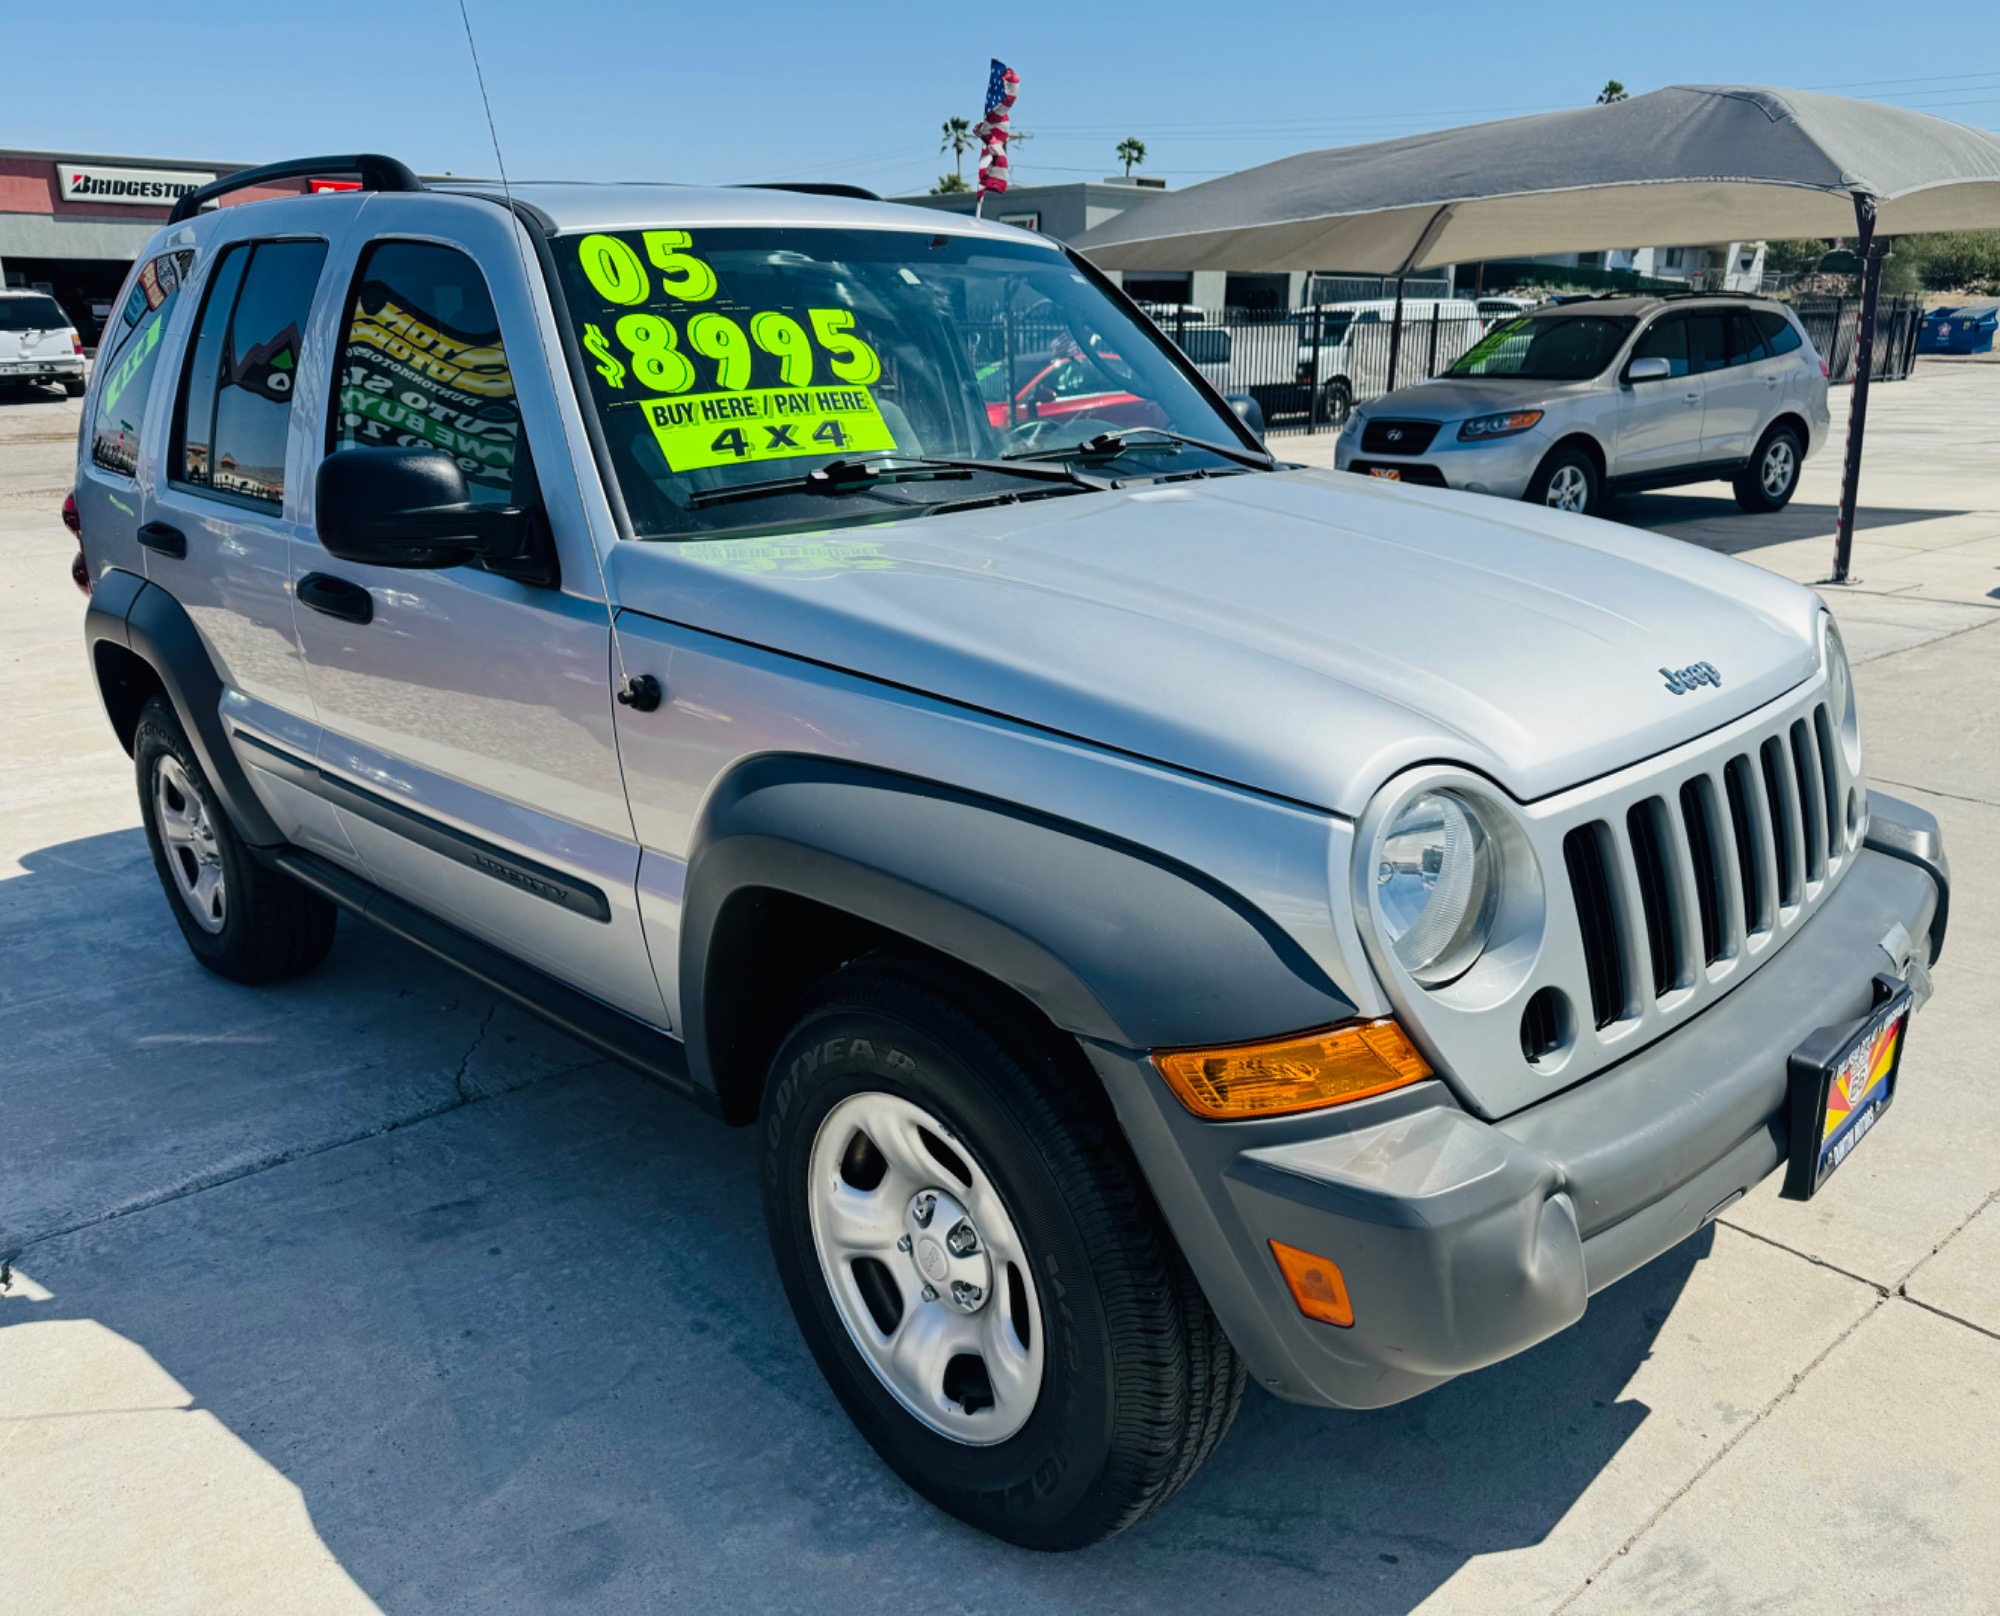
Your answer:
1071;85;2000;273
1074;85;2000;583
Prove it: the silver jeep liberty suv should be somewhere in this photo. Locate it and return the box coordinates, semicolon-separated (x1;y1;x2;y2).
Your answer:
72;156;1949;1550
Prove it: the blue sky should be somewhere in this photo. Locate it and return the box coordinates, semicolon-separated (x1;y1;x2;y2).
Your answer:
7;1;1999;197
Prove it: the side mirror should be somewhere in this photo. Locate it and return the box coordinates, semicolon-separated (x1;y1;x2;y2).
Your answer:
1224;392;1266;441
315;447;543;578
1625;356;1673;384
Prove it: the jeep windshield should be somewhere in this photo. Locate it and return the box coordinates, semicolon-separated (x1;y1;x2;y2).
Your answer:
1447;313;1637;380
553;227;1259;538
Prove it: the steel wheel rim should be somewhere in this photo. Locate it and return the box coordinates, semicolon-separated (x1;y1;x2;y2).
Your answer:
155;756;226;934
1762;440;1795;496
1546;464;1588;511
807;1090;1045;1445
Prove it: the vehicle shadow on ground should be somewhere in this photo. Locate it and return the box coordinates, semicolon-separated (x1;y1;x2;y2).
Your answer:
1608;494;1957;555
4;831;1707;1615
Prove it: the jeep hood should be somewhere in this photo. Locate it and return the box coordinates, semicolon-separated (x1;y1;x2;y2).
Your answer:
609;469;1820;817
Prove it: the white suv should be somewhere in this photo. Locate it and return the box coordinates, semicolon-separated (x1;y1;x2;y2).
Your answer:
0;289;88;396
1336;294;1831;517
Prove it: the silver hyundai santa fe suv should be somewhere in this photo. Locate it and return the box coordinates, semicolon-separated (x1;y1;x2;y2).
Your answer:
1336;294;1832;516
71;157;1946;1550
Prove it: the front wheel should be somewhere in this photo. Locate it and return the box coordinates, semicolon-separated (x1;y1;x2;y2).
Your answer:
761;954;1244;1549
1526;444;1600;515
1735;423;1803;512
1320;376;1353;427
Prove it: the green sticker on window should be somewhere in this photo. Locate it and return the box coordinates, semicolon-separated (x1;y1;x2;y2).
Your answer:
641;385;895;471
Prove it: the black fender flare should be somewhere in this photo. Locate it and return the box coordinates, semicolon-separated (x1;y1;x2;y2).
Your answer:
84;568;282;848
679;754;1356;1101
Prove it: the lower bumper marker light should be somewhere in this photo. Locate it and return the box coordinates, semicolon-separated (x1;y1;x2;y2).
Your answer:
1270;1239;1355;1328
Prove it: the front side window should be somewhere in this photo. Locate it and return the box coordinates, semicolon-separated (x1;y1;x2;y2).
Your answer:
172;239;327;506
328;240;526;506
1448;314;1638;380
1630;315;1691;377
89;250;192;477
555;226;1254;539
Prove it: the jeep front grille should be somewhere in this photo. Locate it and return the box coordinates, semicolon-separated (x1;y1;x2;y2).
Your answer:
1360;670;1864;1116
1561;699;1852;1029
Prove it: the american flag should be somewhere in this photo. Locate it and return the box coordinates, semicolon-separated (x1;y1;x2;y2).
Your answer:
974;59;1019;196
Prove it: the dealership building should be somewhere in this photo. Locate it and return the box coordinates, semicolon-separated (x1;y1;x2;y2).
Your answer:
0;149;318;345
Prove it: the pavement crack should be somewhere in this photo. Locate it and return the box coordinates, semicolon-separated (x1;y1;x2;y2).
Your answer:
1895;1291;2000;1344
1712;1218;1889;1295
0;1005;551;1270
1870;777;2000;811
1548;1290;1890;1614
452;1003;500;1102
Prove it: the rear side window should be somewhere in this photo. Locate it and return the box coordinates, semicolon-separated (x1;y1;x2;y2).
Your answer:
1686;314;1728;375
1631;315;1690;377
328;240;526;506
1727;312;1769;367
1752;309;1803;356
89;250;192;478
172;239;327;507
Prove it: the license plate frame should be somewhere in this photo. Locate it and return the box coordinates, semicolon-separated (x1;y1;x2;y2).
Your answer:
1782;974;1912;1200
1368;467;1401;481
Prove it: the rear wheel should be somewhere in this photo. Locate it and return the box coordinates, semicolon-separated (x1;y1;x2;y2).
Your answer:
134;696;337;983
761;954;1244;1549
1734;423;1803;512
1526;444;1599;515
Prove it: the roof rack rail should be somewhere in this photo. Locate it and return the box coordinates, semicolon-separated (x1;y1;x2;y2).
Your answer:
168;154;423;225
740;182;882;202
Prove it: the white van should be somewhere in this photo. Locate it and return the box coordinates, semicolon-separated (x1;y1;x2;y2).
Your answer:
1295;298;1484;422
0;290;88;396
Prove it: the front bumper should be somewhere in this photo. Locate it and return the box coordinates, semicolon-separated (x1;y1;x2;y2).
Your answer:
1090;793;1946;1410
1334;424;1549;499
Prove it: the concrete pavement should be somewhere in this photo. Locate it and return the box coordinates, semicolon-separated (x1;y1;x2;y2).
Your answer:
3;360;1997;1614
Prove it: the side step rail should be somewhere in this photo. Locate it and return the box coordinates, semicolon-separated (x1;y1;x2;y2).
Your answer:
263;846;711;1115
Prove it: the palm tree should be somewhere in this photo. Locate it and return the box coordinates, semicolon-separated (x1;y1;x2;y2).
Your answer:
941;117;975;185
1116;137;1147;179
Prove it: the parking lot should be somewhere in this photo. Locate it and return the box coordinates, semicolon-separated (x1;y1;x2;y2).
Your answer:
4;359;1997;1614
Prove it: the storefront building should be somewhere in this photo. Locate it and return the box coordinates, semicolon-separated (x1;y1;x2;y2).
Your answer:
0;149;312;346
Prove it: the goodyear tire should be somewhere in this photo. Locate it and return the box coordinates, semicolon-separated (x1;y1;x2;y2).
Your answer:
761;952;1244;1549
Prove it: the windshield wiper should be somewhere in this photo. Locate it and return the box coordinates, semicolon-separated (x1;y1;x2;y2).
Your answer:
687;453;1109;510
1006;427;1276;472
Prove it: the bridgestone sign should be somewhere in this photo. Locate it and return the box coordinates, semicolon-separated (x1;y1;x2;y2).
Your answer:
57;164;216;206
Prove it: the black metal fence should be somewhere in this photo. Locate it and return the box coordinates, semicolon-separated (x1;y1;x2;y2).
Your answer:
1134;295;1929;438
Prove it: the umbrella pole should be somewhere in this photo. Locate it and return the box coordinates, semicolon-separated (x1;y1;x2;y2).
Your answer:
1386;274;1407;390
1830;193;1880;585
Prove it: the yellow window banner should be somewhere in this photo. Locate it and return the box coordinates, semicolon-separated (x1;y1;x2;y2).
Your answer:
642;386;895;472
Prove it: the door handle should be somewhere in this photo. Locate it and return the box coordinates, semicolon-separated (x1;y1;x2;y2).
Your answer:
136;521;186;559
1684;392;1701;405
297;571;374;625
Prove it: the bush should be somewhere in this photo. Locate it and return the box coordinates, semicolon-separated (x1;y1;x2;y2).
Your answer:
1911;231;2000;291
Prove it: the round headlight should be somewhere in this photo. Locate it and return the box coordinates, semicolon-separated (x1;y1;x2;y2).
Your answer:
1825;623;1861;772
1374;790;1501;985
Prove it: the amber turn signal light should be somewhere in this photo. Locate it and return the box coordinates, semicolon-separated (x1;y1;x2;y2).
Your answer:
1270;1240;1355;1328
1152;1019;1431;1120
